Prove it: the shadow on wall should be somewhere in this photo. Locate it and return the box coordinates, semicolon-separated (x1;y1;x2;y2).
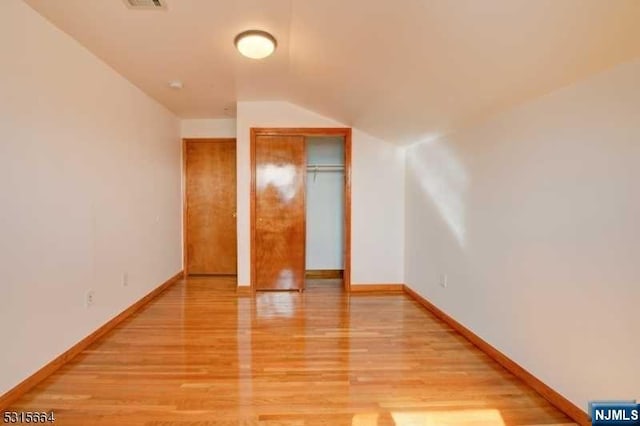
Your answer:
407;136;468;248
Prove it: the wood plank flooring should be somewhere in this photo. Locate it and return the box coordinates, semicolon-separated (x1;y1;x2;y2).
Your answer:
8;277;574;425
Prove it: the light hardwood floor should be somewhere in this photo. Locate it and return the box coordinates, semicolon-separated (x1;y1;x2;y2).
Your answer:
9;277;574;425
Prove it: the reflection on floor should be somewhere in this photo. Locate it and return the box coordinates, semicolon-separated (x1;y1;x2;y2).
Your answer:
10;275;575;425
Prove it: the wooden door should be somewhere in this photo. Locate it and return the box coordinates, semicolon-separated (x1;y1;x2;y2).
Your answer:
254;135;306;290
185;139;237;275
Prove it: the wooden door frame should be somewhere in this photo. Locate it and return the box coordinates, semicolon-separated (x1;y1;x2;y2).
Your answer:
250;128;352;292
182;138;237;276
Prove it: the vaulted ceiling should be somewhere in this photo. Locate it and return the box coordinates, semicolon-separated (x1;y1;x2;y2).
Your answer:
25;0;640;144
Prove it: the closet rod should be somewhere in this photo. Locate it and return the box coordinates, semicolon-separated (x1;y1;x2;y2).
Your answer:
306;164;344;169
307;164;344;181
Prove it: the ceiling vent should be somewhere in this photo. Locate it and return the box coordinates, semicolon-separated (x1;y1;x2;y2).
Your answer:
124;0;166;10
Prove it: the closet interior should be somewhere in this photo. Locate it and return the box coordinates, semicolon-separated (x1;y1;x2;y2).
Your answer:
305;137;345;283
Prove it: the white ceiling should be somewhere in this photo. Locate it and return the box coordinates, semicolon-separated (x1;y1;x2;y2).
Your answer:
25;0;640;144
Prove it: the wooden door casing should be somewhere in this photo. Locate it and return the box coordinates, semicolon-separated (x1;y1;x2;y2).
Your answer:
250;128;352;292
254;135;306;290
184;139;237;275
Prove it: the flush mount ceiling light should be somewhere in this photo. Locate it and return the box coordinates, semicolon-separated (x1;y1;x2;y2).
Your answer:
234;30;277;59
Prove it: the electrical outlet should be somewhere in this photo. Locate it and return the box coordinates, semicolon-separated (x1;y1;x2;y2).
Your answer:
123;272;129;287
85;290;95;308
440;274;448;288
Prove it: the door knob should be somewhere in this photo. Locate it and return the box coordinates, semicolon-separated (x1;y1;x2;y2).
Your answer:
232;212;237;218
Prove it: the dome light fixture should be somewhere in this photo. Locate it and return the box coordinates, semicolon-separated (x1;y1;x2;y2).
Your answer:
234;30;277;59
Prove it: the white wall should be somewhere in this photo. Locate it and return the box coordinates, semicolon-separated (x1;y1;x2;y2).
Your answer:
181;118;236;139
237;101;405;286
306;137;345;270
0;1;181;395
405;59;640;411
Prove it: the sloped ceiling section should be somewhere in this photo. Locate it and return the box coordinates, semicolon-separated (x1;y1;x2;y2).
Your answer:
25;0;640;144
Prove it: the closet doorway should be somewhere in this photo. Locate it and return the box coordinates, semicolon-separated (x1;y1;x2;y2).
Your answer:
250;128;351;292
183;138;238;276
